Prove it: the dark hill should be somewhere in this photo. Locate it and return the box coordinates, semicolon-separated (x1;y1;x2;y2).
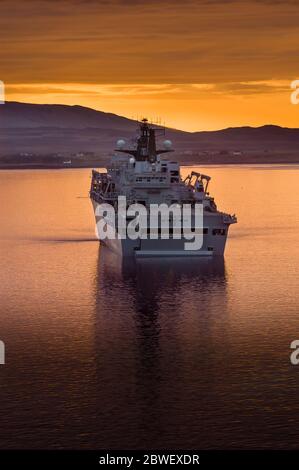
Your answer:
1;102;299;166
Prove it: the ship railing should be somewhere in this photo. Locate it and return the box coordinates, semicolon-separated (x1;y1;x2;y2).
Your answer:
222;213;237;224
90;190;118;203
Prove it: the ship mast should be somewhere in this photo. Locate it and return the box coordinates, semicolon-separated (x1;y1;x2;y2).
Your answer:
115;118;172;162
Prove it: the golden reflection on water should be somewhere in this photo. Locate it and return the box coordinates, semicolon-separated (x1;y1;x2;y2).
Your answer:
1;166;299;362
0;166;299;449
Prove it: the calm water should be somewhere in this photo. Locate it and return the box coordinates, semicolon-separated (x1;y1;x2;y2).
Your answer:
0;165;299;449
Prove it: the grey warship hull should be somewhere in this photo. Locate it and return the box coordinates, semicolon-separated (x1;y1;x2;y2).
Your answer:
90;119;236;258
91;198;234;258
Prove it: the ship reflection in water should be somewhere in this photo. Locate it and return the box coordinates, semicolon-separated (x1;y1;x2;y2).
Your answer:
93;248;228;449
1;167;299;450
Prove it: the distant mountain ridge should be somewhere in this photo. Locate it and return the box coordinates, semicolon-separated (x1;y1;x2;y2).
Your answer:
0;101;140;131
1;102;299;163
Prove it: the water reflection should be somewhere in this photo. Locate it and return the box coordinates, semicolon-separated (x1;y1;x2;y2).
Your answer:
95;247;227;337
1;167;299;449
97;246;226;298
93;247;228;448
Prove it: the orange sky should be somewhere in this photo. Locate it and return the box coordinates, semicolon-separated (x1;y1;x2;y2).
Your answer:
2;0;299;131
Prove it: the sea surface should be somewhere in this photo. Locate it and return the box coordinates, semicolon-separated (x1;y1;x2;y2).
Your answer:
0;165;299;449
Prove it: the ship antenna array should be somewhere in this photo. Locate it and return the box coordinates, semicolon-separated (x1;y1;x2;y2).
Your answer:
130;114;166;130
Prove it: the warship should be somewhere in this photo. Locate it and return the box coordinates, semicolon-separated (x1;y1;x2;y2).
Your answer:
90;119;237;257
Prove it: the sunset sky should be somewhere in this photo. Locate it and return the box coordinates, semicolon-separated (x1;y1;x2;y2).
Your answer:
2;0;299;131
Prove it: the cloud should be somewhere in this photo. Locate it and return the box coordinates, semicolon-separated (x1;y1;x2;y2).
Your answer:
1;0;299;84
211;81;290;95
6;80;290;100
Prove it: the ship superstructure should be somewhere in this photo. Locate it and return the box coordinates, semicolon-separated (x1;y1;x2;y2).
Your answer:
90;119;237;257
